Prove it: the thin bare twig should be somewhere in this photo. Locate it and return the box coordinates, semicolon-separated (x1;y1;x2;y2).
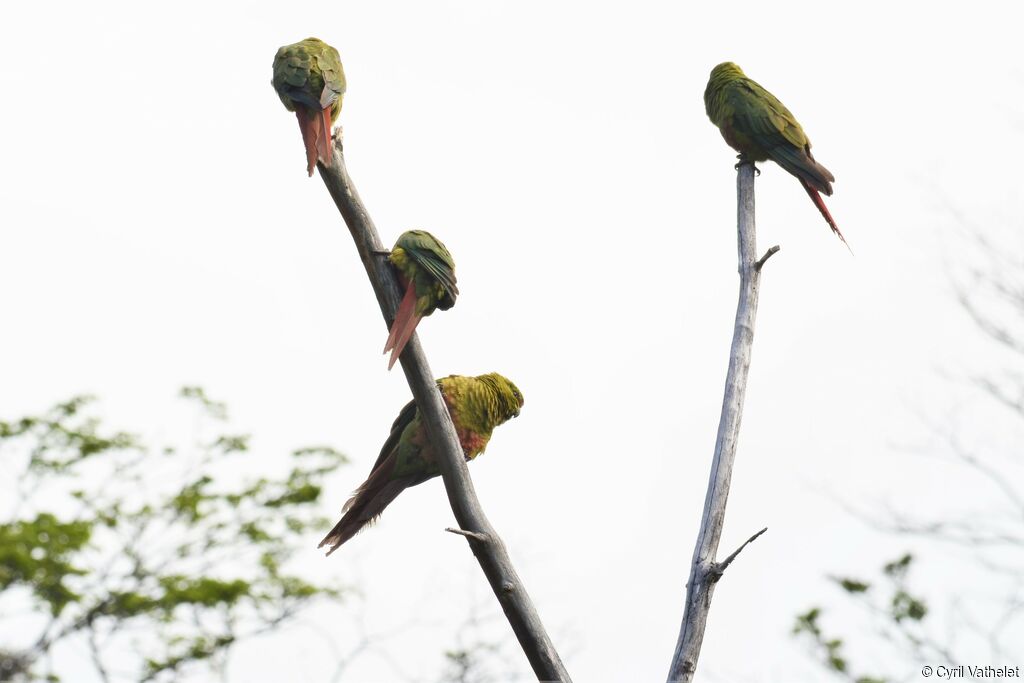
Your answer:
314;132;569;682
86;626;111;683
446;527;491;543
666;163;771;683
710;527;768;581
755;245;781;270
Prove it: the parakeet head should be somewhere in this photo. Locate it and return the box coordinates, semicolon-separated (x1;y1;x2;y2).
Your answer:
478;373;524;421
709;62;745;80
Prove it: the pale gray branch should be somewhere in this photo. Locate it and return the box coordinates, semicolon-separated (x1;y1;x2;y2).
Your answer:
314;132;569;683
666;163;771;683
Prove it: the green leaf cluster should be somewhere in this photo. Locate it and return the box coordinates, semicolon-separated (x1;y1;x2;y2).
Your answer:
0;390;349;682
793;554;934;683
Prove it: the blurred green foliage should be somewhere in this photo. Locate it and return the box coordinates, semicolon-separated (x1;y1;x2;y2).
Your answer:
0;388;348;682
793;554;932;683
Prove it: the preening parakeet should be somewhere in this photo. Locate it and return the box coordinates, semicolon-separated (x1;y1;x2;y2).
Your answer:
319;373;524;554
704;62;848;246
383;230;459;371
272;38;346;176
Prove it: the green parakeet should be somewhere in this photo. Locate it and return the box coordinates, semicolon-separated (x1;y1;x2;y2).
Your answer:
319;373;524;554
704;62;847;246
383;230;459;371
272;37;346;176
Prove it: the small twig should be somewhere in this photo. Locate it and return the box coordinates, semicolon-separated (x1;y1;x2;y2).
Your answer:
86;623;112;683
755;245;781;270
446;527;490;543
709;527;767;581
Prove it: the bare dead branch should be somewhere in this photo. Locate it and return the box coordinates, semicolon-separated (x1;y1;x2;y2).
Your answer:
314;132;570;682
973;375;1024;420
666;163;772;682
944;431;1024;518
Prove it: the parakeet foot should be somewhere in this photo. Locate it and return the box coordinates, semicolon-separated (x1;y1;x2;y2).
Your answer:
734;155;760;175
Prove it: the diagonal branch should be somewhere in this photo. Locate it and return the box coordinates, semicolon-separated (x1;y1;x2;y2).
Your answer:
666;163;775;682
314;131;570;682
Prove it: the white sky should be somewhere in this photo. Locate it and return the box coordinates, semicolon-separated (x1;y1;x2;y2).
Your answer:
2;1;1023;681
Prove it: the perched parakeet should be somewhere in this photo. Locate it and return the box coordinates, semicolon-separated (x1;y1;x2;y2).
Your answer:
272;37;346;176
704;62;848;246
383;230;459;371
319;373;524;554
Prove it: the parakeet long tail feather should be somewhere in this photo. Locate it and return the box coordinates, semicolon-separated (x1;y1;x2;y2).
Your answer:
800;180;852;252
384;283;418;357
317;106;333;169
387;311;423;371
295;111;319;177
319;478;409;555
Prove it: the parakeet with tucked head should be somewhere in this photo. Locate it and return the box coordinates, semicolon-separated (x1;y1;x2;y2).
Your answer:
704;62;847;246
319;373;524;554
383;230;459;371
272;37;346;176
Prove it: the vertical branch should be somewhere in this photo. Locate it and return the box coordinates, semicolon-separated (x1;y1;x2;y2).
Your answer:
315;134;571;683
666;163;777;682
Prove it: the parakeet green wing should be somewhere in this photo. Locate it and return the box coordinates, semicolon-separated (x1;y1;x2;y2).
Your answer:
383;230;460;370
400;231;459;308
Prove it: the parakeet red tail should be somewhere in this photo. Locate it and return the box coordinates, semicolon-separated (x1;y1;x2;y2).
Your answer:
317;106;333;168
387;311;423;371
318;477;411;555
800;179;850;250
383;282;422;370
294;111;318;176
294;108;334;177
